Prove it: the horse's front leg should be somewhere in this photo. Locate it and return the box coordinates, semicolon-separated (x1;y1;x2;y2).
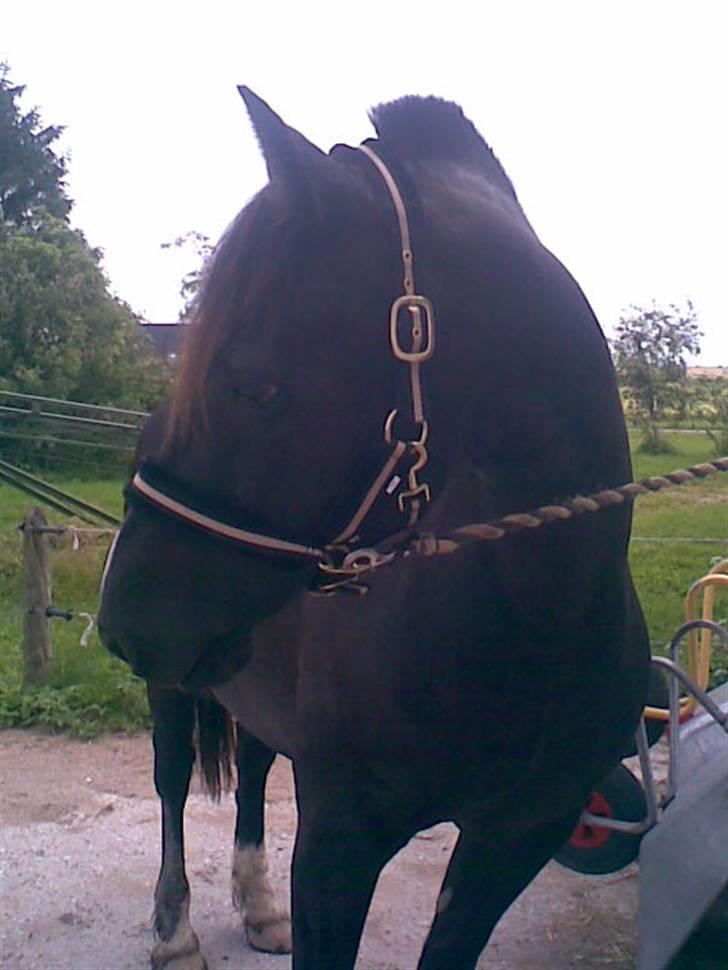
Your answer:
417;811;580;970
291;762;406;970
148;686;207;970
231;728;291;953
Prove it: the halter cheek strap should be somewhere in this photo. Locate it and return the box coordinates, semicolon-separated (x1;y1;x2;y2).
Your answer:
358;144;435;526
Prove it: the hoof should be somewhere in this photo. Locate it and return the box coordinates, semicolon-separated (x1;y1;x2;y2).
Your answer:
232;844;292;953
152;950;207;970
151;928;207;970
245;915;292;954
151;956;207;970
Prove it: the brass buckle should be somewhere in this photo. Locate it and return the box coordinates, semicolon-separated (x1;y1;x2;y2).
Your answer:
390;295;435;362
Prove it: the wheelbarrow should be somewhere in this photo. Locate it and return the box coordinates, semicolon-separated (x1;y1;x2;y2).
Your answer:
554;559;728;969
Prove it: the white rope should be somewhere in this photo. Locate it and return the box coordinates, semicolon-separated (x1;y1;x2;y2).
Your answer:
77;612;95;649
66;525;117;538
44;607;98;648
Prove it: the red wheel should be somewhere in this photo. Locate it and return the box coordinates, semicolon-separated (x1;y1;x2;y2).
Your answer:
569;790;613;849
554;765;646;874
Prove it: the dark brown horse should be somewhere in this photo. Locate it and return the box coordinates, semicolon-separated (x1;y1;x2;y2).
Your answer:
99;89;650;970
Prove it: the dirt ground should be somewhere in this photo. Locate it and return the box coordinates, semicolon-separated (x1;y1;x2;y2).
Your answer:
0;730;721;970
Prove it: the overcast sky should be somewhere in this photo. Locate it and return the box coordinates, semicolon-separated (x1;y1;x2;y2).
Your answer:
3;1;726;363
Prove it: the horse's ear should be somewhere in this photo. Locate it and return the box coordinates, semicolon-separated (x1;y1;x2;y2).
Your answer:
238;86;337;212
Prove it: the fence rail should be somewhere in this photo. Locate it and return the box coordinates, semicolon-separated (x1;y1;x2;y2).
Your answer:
0;390;149;421
0;390;148;463
1;460;120;525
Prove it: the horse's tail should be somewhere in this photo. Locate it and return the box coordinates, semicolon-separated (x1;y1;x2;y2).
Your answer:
194;695;236;801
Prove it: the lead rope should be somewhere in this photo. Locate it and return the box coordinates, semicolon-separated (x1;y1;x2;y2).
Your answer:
408;458;728;557
315;458;728;590
358;144;435;526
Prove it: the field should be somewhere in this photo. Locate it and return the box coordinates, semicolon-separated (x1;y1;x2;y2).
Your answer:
0;431;725;735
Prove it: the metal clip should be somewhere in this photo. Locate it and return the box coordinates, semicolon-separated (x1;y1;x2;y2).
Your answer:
397;482;432;513
384;411;428;448
319;546;396;580
312;578;370;597
342;547;396;573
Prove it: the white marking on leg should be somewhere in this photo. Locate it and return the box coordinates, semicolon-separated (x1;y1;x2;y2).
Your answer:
151;894;207;970
231;844;292;954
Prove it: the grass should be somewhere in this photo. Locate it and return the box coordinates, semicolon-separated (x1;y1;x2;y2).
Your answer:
628;431;728;683
0;479;149;736
0;431;725;736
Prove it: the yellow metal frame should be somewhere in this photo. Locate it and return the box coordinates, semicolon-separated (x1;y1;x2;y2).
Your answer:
644;558;728;722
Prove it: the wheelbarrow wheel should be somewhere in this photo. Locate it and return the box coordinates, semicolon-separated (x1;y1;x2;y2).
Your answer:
554;764;647;875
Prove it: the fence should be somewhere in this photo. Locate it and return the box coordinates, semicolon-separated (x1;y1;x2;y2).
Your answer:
0;459;121;524
0;390;148;473
18;506;116;687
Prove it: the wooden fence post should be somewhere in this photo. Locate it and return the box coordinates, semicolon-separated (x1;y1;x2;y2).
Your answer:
22;507;53;686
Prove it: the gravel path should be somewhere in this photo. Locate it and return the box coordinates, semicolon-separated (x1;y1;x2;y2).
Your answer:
0;729;718;970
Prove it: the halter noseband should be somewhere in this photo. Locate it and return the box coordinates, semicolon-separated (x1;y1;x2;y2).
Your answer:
127;145;436;589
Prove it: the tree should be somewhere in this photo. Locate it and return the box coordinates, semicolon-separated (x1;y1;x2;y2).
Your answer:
0;64;171;412
161;230;214;320
612;300;702;451
0;212;170;408
691;377;728;455
0;63;70;224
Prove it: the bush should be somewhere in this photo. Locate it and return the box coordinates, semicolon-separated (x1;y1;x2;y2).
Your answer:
637;432;677;455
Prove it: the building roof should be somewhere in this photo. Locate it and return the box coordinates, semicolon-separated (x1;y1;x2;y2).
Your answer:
140;323;189;358
687;366;728;381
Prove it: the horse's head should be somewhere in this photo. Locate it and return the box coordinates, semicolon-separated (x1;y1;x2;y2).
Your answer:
98;90;461;687
99;89;629;689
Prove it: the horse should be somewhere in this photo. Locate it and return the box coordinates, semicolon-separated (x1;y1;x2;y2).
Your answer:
99;88;651;970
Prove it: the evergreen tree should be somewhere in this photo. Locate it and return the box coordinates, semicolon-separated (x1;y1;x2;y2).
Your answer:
0;62;71;224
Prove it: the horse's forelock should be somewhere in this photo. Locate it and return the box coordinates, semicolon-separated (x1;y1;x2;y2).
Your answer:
167;189;297;446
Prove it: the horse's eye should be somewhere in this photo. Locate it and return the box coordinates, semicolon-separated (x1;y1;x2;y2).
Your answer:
232;381;285;411
234;383;277;403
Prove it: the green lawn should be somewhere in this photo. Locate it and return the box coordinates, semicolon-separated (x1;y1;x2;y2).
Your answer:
0;432;725;735
628;432;727;677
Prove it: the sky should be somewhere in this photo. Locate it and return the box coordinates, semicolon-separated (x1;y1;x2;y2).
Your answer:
3;1;726;364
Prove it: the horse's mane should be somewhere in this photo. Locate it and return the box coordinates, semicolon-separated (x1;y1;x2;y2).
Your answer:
369;97;518;202
167;189;295;443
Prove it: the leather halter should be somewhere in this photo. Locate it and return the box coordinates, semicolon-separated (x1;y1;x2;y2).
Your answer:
127;145;436;588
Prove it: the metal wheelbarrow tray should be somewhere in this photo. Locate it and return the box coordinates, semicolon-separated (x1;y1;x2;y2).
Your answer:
637;633;728;970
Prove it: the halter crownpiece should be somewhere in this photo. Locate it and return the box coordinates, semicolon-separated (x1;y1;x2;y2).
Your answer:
358;144;436;525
